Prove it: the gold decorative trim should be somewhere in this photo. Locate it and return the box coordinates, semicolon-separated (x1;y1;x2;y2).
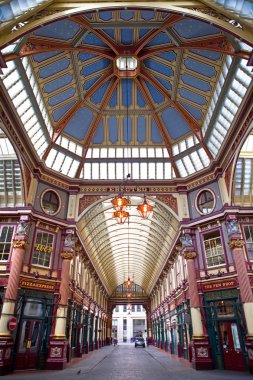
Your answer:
182;251;197;260
61;251;74;260
228;239;245;249
12;239;27;249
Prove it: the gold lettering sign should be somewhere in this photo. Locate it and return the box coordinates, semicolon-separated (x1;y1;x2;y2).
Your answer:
34;244;53;253
203;279;236;292
19;279;55;291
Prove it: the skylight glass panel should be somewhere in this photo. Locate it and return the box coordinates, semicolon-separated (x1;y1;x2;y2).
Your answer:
132;162;139;178
76;145;82;156
172;144;179;156
100;162;107;178
182;156;195;175
164;162;172;179
176;160;187;177
100;148;108;158
109;163;116;179
52;152;65;171
132;148;139;158
155;148;163;157
68;160;79;178
232;79;247;96
116;147;123;158
140;148;147;158
93;148;100;158
190;151;203;170
61;156;73;175
163;148;169;158
109;148;116;158
45;149;57;168
147;148;155;157
156;163;163;179
86;149;92;158
83;163;91;179
148;162;156;179
140;162;148;179
116;162;123;179
179;141;186;152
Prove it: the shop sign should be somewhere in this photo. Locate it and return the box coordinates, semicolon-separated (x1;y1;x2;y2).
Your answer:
203;279;237;292
19;279;55;291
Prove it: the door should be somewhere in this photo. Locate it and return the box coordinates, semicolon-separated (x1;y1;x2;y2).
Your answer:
15;319;42;370
219;321;245;371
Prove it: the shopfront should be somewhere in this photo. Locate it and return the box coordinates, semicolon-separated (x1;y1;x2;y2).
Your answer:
204;288;248;371
14;292;54;370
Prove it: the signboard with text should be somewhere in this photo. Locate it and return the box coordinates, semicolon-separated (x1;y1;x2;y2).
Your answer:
202;279;237;292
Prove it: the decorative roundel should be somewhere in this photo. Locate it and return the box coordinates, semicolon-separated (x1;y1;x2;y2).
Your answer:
196;189;215;215
41;190;61;215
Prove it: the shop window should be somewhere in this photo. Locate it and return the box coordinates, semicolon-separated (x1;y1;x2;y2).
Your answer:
243;225;253;260
217;300;234;317
203;230;225;267
32;230;54;267
41;190;60;215
196;189;215;214
0;225;14;261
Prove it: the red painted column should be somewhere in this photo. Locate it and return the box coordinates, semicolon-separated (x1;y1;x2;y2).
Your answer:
229;235;253;373
182;248;213;370
46;232;75;370
0;217;30;374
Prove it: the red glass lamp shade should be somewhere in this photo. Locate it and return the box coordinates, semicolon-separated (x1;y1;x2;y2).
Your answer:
111;195;129;211
113;210;129;224
124;277;132;288
127;292;131;298
137;196;153;219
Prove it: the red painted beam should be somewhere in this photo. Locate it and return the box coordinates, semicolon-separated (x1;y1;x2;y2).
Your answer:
70;15;120;55
42;71;115;161
139;35;238;59
3;37;115;61
75;77;119;178
134;14;184;55
139;70;212;160
135;77;180;178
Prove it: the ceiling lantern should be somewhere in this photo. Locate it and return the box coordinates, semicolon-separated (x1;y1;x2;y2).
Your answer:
137;196;153;219
113;210;129;224
111;194;129;211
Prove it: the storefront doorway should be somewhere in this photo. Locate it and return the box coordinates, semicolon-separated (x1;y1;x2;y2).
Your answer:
219;320;245;371
14;296;53;370
204;291;247;371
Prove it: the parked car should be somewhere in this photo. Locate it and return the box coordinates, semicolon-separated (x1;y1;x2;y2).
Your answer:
135;337;145;348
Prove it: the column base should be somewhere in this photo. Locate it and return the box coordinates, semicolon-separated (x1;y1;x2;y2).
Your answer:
0;337;14;375
46;337;68;370
191;338;213;370
245;338;253;373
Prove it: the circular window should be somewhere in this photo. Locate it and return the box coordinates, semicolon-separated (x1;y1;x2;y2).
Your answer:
41;190;60;215
196;190;215;215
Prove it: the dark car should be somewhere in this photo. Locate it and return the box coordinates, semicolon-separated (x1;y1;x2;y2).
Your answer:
135;337;145;348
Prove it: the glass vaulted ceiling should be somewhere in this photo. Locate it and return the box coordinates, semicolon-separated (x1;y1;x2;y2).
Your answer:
1;8;252;180
77;196;179;295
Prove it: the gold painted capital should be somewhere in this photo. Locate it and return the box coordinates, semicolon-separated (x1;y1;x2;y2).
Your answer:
12;239;27;249
183;251;197;260
228;239;245;249
61;251;74;260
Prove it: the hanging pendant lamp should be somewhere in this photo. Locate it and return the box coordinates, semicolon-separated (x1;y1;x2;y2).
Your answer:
137;195;153;219
113;210;129;224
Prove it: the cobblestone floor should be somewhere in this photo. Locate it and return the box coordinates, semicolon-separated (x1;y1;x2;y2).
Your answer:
4;344;253;380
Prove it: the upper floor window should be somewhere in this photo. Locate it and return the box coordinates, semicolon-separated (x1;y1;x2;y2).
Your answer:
203;230;225;267
114;305;119;312
0;225;14;261
196;189;215;214
32;230;54;268
243;225;253;261
137;305;141;312
41;190;60;215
